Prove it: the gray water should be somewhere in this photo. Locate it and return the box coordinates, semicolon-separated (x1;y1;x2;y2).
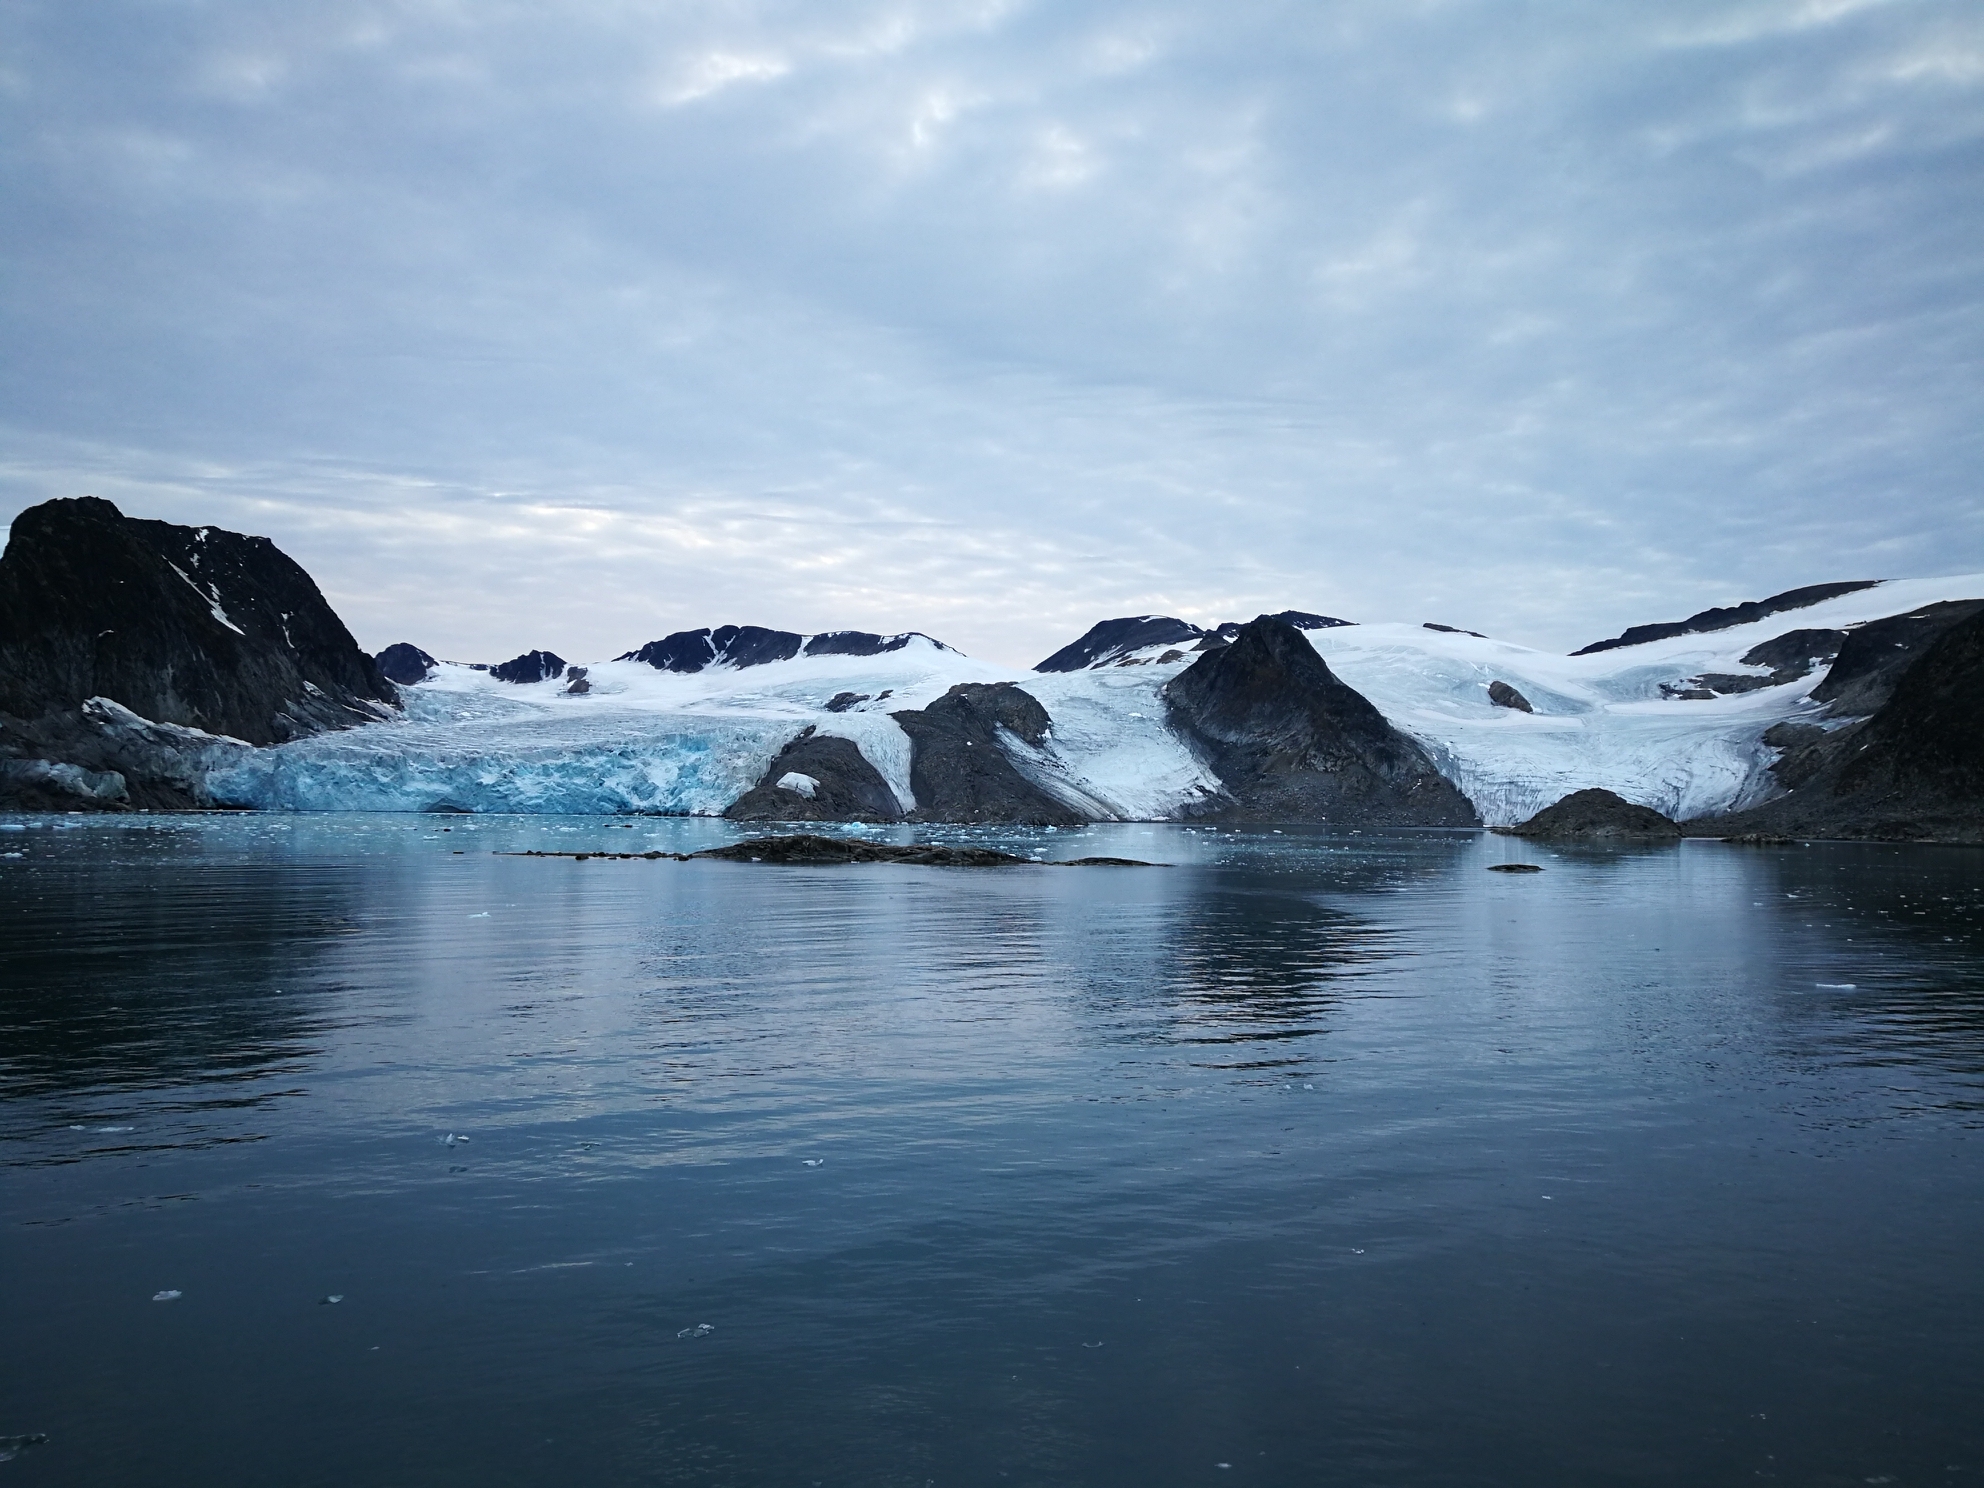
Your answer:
2;815;1981;1487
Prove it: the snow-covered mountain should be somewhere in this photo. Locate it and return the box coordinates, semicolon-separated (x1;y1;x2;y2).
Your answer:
200;575;1984;824
6;493;1980;830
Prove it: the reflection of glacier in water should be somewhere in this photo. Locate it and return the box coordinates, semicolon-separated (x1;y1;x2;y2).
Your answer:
212;574;1984;821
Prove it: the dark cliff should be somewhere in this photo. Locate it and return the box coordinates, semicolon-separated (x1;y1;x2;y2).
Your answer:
1690;607;1984;841
0;497;395;744
891;683;1087;825
1164;618;1478;826
0;497;395;807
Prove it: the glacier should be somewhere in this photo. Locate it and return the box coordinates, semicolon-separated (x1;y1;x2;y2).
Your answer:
205;577;1984;823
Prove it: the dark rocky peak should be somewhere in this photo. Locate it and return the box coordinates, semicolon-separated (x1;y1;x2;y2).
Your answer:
1163;618;1477;826
1259;611;1352;631
725;727;905;824
1507;788;1680;840
1037;611;1352;672
1035;615;1204;672
1690;607;1984;842
926;682;1053;747
889;683;1084;824
0;496;394;746
375;643;437;685
803;630;947;658
1808;600;1984;718
1573;580;1880;655
1739;628;1844;675
491;649;566;684
1659;625;1854;701
618;624;803;672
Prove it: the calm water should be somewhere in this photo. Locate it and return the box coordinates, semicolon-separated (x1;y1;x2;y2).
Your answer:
2;815;1982;1487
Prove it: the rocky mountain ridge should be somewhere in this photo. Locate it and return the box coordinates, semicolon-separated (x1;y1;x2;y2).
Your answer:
0;498;396;808
5;495;1982;837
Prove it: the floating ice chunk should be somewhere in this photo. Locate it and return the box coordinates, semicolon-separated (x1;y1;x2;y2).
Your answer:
152;1289;182;1302
801;1158;825;1167
443;1133;470;1146
468;911;490;918
1815;982;1857;989
320;1294;344;1305
677;1323;715;1339
0;1435;50;1463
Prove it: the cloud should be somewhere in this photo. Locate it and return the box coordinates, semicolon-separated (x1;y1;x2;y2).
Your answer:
2;0;1981;667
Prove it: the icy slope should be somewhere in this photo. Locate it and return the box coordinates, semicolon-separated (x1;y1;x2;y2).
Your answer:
207;577;1984;821
1303;576;1984;825
208;639;1011;815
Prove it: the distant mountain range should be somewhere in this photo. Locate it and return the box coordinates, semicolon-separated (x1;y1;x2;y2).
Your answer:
3;496;1981;841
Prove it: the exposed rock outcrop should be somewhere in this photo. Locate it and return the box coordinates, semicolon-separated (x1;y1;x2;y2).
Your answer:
724;728;905;823
802;630;943;658
375;643;437;685
1739;628;1845;679
1036;611;1352;671
1507;788;1680;840
1488;680;1533;713
491;649;566;684
618;625;949;674
1660;626;1856;700
1807;600;1984;718
890;684;1086;825
1162;618;1479;826
1689;607;1984;841
1036;616;1206;672
0;497;394;808
620;625;802;672
1573;581;1880;656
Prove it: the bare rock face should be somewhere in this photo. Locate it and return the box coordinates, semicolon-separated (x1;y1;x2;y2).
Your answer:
0;497;395;808
491;650;566;684
889;684;1086;825
1807;600;1984;718
1487;680;1533;713
724;728;904;823
375;643;437;685
0;497;395;743
1163;618;1479;826
1695;607;1984;842
1508;788;1680;840
1573;581;1880;655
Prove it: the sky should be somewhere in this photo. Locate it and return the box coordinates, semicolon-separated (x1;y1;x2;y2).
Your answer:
2;0;1981;668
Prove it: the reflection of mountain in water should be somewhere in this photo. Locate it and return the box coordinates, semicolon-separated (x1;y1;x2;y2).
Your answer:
1154;889;1402;1050
0;850;369;1119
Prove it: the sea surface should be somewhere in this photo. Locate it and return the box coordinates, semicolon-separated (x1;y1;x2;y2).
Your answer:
2;815;1981;1487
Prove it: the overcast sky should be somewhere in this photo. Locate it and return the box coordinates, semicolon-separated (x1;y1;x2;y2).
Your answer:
3;0;1981;666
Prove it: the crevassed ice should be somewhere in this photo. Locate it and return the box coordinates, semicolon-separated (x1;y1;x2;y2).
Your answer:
207;575;1984;820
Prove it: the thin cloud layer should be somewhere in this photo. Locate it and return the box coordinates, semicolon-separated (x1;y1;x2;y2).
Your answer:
2;0;1979;664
